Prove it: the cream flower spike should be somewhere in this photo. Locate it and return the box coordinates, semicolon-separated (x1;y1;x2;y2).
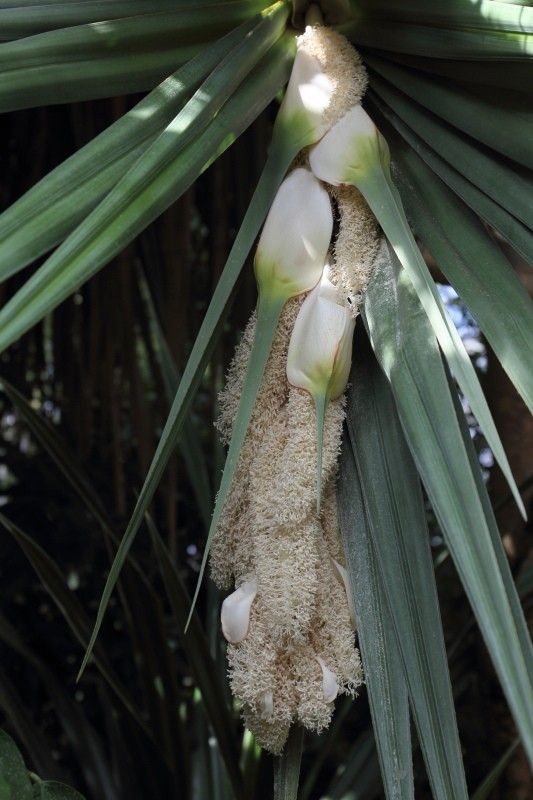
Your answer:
221;579;258;644
255;167;333;301
309;103;388;187
316;656;339;703
286;266;355;510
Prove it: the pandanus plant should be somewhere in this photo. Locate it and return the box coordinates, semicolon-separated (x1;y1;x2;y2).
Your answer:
0;0;532;798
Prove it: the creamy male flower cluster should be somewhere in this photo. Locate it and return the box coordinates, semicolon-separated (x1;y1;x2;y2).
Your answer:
210;24;380;753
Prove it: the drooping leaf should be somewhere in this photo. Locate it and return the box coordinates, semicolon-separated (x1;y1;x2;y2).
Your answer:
0;1;269;109
0;19;260;281
0;513;148;738
366;55;533;169
76;37;296;677
351;149;525;517
369;73;532;230
363;242;533;762
340;327;466;800
388;135;533;410
368;92;533;265
0;26;292;355
338;438;413;800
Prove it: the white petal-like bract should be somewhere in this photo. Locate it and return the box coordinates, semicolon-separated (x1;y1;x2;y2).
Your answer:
277;48;335;144
309;104;380;186
221;579;258;644
286;267;354;399
255;168;333;299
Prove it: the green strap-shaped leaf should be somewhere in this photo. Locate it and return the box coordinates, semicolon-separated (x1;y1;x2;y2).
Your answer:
338;429;414;800
0;0;241;40
0;729;32;800
346;15;533;59
363;242;533;762
75;34;295;679
341;327;466;800
273;726;304;800
366;55;533;169
352;0;533;34
0;2;271;109
353;158;524;517
367;92;533;265
389;137;533;411
0;23;291;355
0;20;260;281
369;73;532;230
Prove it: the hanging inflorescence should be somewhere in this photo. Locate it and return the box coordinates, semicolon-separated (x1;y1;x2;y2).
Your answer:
209;23;381;754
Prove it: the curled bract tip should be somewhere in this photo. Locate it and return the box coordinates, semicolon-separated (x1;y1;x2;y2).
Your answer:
221;579;258;644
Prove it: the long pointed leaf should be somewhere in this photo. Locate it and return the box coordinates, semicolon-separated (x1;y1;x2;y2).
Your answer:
340;327;466;800
76;39;296;678
0;25;291;354
367;92;533;265
363;242;533;762
338;433;414;800
389;137;533;411
0;20;259;281
354;160;524;517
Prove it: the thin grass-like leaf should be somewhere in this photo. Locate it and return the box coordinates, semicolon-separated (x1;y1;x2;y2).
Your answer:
138;269;212;530
33;783;85;800
76;38;296;677
340;327;466;799
0;20;259;281
369;74;532;230
363;242;533;762
324;730;381;800
0;0;251;40
347;17;533;59
388;137;533;410
366;55;533;169
368;93;533;265
351;148;524;517
0;2;269;109
0;23;291;355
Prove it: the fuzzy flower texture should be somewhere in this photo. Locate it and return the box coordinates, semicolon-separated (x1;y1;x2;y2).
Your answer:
210;26;380;754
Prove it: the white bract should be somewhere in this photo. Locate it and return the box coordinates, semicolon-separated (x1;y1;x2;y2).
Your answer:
309;104;385;186
276;47;334;146
221;579;258;644
316;656;339;703
255;168;333;299
286;266;355;400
